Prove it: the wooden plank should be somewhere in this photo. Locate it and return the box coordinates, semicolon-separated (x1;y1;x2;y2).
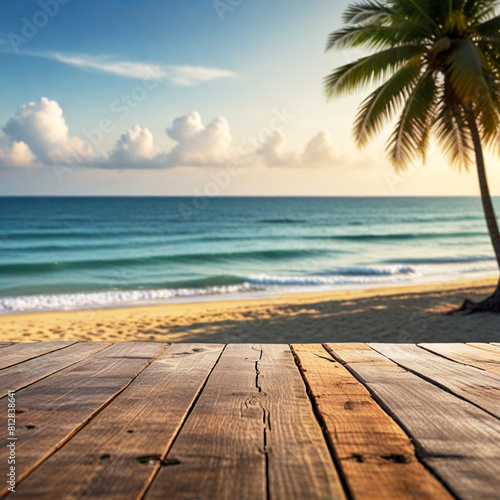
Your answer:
144;344;266;500
257;344;346;500
466;343;500;355
368;343;500;419
419;343;500;376
13;344;224;499
0;342;111;398
146;344;346;500
292;344;452;500
490;343;500;348
0;342;167;497
0;340;77;370
0;342;15;349
327;343;500;500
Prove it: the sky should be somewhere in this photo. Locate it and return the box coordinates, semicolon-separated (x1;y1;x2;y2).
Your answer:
0;0;499;196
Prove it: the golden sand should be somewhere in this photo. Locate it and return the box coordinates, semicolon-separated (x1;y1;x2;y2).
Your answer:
1;276;499;344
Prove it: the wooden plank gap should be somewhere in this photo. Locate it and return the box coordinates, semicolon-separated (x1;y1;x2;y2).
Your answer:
0;343;170;498
418;343;500;376
10;344;223;499
290;345;354;500
314;343;455;499
138;344;227;500
0;342;112;399
0;341;80;371
369;344;500;421
326;343;500;499
466;343;500;354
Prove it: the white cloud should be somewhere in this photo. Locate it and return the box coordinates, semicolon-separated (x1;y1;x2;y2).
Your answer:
0;141;37;167
166;112;233;166
302;131;338;166
166;112;205;142
52;53;164;80
110;125;157;165
2;97;93;165
0;99;339;170
5;49;237;86
168;66;237;87
258;130;339;168
258;131;299;167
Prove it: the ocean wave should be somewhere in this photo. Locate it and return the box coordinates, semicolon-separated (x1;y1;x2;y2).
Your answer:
2;259;496;312
322;265;415;276
400;214;483;223
383;255;495;265
258;218;308;224
0;248;332;275
245;265;416;286
305;231;487;241
0;283;252;313
0;227;195;241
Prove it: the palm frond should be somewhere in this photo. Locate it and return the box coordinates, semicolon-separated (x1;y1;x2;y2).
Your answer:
326;21;431;51
477;70;500;151
326;0;500;174
476;14;500;37
464;0;499;23
353;63;420;147
387;71;437;168
434;81;474;169
396;0;442;30
447;39;490;102
342;0;394;24
324;44;423;98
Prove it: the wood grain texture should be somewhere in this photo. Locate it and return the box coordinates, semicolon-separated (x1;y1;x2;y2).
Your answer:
0;342;15;349
466;343;500;354
0;342;166;498
0;340;77;370
0;341;110;398
368;343;500;418
146;344;346;500
292;343;452;500
419;343;500;375
12;344;223;500
144;344;266;500
3;342;499;500
327;343;500;500
258;344;345;500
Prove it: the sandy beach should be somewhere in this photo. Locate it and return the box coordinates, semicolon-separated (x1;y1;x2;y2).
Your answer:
1;276;499;344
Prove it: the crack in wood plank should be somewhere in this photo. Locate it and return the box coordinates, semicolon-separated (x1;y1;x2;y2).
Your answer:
254;345;270;500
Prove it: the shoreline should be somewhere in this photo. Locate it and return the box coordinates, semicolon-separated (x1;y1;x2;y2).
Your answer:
1;275;499;343
1;270;497;316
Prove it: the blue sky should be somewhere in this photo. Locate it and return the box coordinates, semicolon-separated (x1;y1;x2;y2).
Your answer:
0;0;498;195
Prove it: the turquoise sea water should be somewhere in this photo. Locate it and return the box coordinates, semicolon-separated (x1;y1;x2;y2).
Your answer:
0;196;497;313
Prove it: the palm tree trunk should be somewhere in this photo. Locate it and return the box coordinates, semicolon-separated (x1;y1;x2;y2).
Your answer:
465;107;500;267
455;107;500;312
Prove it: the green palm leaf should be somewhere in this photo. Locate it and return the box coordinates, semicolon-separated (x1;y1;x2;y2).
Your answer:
324;0;500;169
324;0;500;291
387;71;437;168
324;45;424;97
353;63;421;147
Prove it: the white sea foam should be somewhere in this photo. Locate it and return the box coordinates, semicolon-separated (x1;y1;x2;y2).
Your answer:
1;263;496;314
0;284;251;313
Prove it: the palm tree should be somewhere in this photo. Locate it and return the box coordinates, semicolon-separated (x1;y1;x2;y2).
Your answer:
325;0;500;313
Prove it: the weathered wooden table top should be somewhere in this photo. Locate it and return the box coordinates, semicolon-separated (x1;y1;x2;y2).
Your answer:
1;341;500;499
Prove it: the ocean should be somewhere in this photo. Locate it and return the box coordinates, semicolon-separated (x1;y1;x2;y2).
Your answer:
0;196;497;313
